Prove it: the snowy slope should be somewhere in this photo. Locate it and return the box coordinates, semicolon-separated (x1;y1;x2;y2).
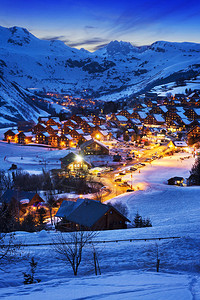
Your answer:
0;76;51;126
1;26;200;102
0;147;200;299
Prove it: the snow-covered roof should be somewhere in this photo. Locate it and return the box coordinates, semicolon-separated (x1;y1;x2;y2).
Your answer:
76;129;84;135
181;118;191;125
159;105;168;113
138;111;147;119
83;135;91;140
23;132;34;137
176;112;186;119
153;114;165;122
88;122;95;127
81;117;90;122
51;125;59;131
173;141;187;147
193;108;200;116
116;115;128;122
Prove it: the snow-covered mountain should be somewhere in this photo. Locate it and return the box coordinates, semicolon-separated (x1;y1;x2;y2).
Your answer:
1;25;200;124
0;76;51;127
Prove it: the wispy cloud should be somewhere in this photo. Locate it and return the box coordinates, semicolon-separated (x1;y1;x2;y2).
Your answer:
41;35;69;43
67;37;108;48
93;43;109;51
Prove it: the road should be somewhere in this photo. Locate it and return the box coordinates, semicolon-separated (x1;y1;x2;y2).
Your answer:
100;144;169;202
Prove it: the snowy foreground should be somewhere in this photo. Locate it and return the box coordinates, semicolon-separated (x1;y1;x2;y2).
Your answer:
0;137;200;299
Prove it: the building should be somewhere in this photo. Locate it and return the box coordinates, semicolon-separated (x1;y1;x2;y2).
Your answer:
80;139;109;155
60;152;91;173
55;198;130;231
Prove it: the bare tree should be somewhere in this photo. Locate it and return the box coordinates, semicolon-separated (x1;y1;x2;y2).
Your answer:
0;232;21;269
52;231;96;276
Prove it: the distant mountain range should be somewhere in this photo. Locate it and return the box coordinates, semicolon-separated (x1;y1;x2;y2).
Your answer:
0;25;200;126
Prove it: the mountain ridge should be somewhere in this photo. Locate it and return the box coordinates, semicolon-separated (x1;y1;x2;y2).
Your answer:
0;25;200;125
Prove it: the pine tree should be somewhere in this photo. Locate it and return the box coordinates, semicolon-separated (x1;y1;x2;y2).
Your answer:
23;257;41;284
133;211;142;228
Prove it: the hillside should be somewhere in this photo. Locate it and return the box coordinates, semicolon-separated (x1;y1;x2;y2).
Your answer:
0;76;52;126
0;25;200;102
0;144;200;299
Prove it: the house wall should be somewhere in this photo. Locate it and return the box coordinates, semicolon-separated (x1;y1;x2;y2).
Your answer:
92;209;127;230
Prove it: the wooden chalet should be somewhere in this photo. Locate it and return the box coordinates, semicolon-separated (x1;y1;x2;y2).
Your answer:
91;129;111;141
80;139;109;155
38;116;50;125
144;114;165;126
60;152;91;173
55;198;130;231
63;119;79;129
48;133;60;147
92;116;106;126
46;117;60;127
118;110;132;118
46;125;59;134
184;108;200;121
59;134;72;148
187;125;200;141
32;123;46;134
4;129;18;142
110;114;129;127
35;132;50;144
168;140;188;150
0;190;45;217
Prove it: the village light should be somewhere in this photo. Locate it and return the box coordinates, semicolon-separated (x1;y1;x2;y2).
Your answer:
76;155;82;162
96;134;100;139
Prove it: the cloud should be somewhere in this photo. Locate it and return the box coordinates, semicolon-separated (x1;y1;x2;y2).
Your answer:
102;0;200;38
93;43;109;51
67;37;108;48
84;25;96;29
41;35;69;43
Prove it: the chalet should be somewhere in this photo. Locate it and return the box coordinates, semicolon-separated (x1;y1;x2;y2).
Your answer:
60;152;91;173
137;111;147;122
38;116;50;125
184;108;200;121
46;117;60;127
15;132;26;144
62;125;73;135
144;114;165;126
168;140;188;150
48;133;60;147
81;122;95;134
59;134;73;148
4;129;18;142
46;125;59;134
92;116;106;126
63;119;79;129
23;132;34;144
0;190;45;217
70;129;83;140
35;132;50;144
91;129;112;141
32;123;46;134
80;139;109;155
149;106;163;115
118;110;132;118
110;115;129;127
55;198;130;231
187;125;200;141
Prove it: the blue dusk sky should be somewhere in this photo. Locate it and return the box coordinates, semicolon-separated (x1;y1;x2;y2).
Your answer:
1;0;200;51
